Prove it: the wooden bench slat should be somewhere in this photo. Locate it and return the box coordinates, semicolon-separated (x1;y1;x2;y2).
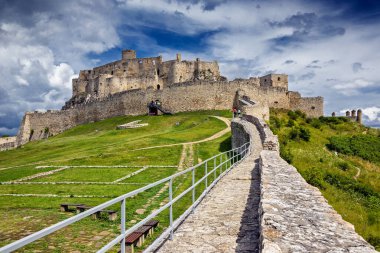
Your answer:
135;225;151;234
125;232;143;244
144;219;159;227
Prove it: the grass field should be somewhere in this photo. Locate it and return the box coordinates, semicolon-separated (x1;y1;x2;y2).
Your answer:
269;109;380;250
0;110;232;252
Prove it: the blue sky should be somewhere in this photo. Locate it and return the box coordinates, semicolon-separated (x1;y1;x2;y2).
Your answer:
0;0;380;135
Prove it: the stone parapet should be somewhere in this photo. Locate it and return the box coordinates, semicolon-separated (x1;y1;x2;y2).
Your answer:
259;151;376;253
231;114;376;253
243;114;279;152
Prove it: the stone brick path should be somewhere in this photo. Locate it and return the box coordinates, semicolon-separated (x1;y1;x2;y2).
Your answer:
157;122;262;253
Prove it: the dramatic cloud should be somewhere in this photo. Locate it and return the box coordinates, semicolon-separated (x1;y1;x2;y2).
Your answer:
0;0;379;135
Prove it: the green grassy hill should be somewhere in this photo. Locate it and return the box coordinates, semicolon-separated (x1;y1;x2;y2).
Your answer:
269;108;380;250
0;110;232;252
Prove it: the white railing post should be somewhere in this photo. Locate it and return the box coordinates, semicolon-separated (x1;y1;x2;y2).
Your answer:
213;157;216;181
225;153;228;170
192;168;195;211
220;155;222;173
120;199;126;253
205;162;208;189
169;178;173;240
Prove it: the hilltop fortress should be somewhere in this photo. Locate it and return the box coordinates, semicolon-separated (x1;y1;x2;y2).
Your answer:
10;50;322;148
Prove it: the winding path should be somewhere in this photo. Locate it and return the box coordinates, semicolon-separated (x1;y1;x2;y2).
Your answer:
132;116;231;151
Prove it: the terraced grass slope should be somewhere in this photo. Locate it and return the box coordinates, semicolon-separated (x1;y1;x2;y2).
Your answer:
0;110;232;252
269;109;380;250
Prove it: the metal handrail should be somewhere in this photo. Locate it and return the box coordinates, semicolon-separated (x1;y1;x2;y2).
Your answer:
0;142;251;253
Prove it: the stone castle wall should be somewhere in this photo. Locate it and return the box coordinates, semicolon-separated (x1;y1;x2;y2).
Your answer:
0;137;16;151
16;80;323;146
231;115;376;253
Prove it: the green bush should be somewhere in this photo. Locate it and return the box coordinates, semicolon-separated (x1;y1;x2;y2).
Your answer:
311;119;322;129
289;127;299;140
287;119;295;127
270;115;282;133
337;161;350;171
287;111;298;120
303;168;326;189
280;148;293;163
299;127;311;141
295;110;306;119
288;127;310;142
327;135;380;163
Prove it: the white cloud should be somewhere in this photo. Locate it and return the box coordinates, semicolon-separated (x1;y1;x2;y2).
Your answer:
362;106;380;122
0;0;123;135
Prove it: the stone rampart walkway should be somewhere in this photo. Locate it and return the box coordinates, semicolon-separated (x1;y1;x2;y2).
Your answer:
157;121;262;253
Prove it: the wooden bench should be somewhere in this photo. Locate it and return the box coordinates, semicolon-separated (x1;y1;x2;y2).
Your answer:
75;205;118;221
60;203;84;212
122;220;159;253
125;232;143;253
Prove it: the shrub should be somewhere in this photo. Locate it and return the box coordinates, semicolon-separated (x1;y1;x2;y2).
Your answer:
280;148;293;163
337;161;350;171
287;110;298;120
270;115;282;132
311;119;322;129
299;127;311;141
289;127;299;140
303;168;325;190
327;135;380;163
287;119;295;127
295;110;306;119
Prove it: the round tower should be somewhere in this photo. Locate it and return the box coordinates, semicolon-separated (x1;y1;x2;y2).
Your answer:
332;112;336;117
346;111;350;117
357;109;362;124
351;109;356;118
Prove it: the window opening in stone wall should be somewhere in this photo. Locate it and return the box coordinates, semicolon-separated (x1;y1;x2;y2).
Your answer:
157;84;161;90
278;77;281;81
274;101;278;104
311;106;315;109
111;71;113;75
157;69;160;76
264;79;267;82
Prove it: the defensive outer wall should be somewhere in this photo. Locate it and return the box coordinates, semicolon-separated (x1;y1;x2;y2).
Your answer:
16;80;322;147
231;115;376;252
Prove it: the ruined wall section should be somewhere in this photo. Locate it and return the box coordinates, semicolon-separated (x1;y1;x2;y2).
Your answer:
289;91;323;118
0;137;16;151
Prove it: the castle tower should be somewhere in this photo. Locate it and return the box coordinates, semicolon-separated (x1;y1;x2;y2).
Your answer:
332;112;336;117
351;110;356;118
122;49;136;60
176;53;181;62
357;109;362;124
346;111;350;117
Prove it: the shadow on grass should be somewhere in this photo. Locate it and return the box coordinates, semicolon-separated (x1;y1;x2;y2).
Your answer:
218;136;232;153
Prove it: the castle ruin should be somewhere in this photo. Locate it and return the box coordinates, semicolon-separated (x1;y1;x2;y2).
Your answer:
9;50;323;148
